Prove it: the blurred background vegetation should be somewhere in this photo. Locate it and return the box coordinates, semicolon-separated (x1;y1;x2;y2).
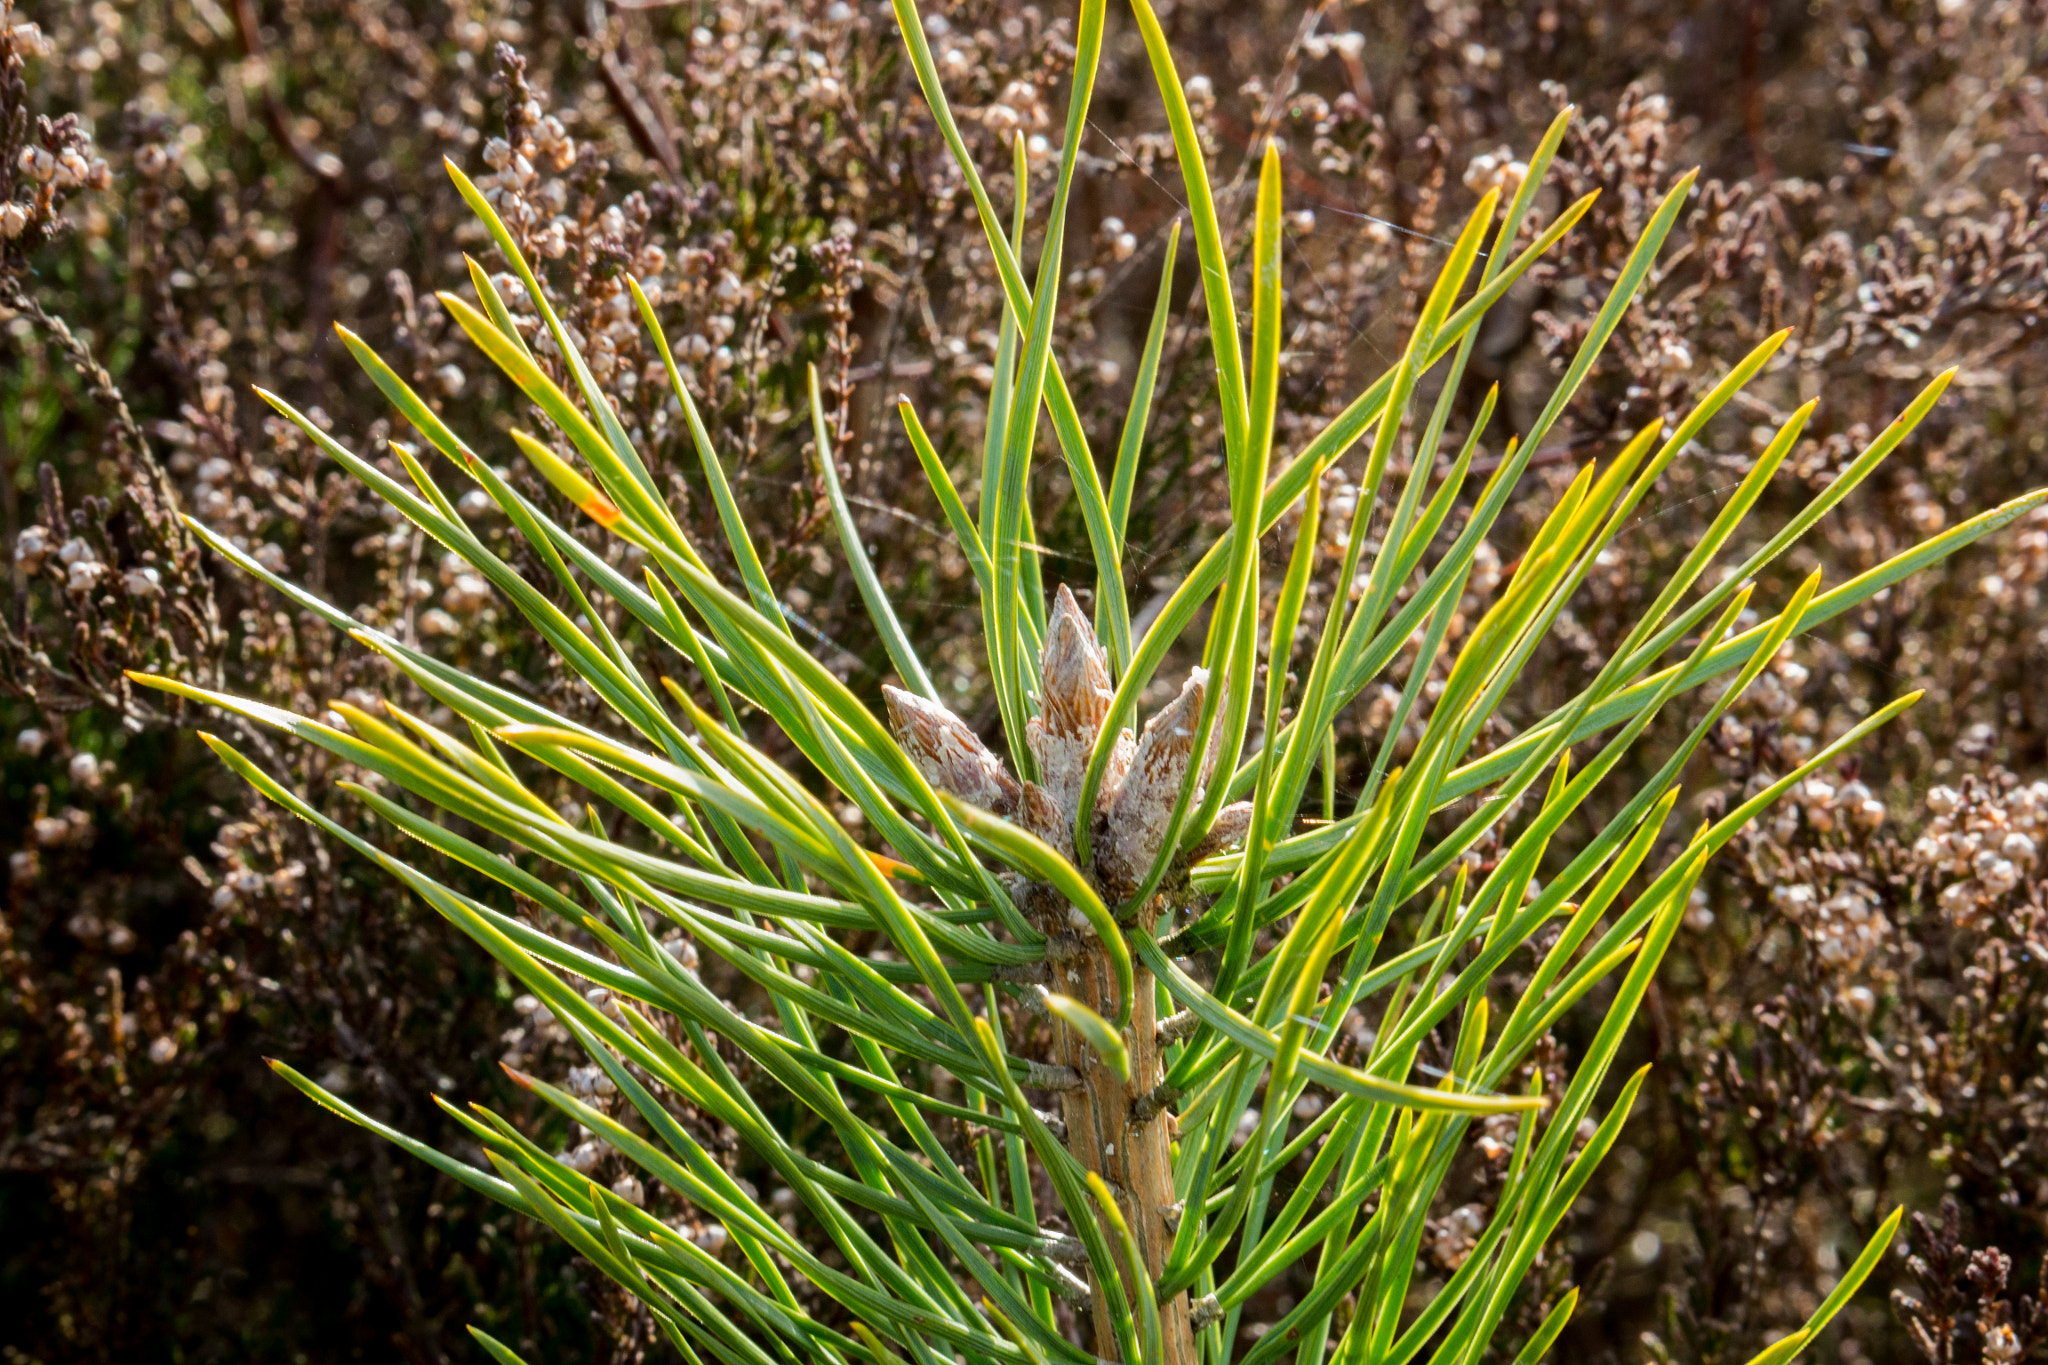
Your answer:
0;0;2043;1362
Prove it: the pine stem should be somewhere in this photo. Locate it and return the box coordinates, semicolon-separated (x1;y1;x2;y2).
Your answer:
1053;937;1195;1365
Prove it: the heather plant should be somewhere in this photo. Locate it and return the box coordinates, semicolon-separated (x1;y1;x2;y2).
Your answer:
1620;749;2048;1365
93;5;2048;1365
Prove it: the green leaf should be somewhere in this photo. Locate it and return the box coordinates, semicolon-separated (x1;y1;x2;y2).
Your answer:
1041;994;1130;1083
468;1327;536;1365
809;365;936;697
1737;1208;1904;1365
629;275;786;626
1109;217;1181;555
900;399;993;598
1127;0;1246;467
889;0;1126;672
1138;935;1539;1116
1507;1289;1578;1365
444;158;664;507
1086;1171;1161;1365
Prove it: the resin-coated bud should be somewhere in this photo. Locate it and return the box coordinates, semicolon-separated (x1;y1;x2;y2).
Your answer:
1188;800;1255;865
1028;585;1115;841
1019;780;1074;863
1096;669;1206;900
882;685;1020;815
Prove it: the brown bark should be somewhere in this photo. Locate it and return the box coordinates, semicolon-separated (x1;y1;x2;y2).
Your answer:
1051;935;1194;1365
